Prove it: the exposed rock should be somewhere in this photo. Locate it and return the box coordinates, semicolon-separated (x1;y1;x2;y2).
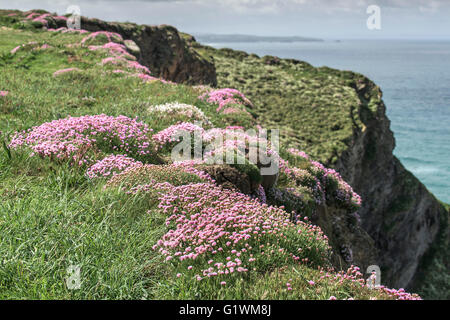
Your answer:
124;39;140;57
335;75;448;289
312;205;378;271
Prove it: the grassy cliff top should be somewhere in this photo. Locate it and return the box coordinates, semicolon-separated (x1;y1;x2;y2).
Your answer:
193;43;383;165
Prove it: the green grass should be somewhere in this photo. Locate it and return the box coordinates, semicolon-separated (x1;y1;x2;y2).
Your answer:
193;43;379;165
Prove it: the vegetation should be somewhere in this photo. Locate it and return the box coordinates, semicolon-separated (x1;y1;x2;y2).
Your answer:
0;10;421;300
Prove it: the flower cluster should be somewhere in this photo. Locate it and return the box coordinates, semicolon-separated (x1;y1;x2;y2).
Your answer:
198;88;253;113
10;41;38;54
30;13;51;26
22;12;71;28
279;151;362;211
287;148;309;160
89;42;135;60
145;181;330;280
0;91;8;97
9;114;155;165
101;56;151;75
318;266;421;300
86;154;143;179
81;31;123;46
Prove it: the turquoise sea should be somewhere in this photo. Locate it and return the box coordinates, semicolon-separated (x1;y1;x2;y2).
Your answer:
204;40;450;203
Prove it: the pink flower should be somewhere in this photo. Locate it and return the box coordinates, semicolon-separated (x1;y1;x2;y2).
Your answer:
0;91;8;97
307;280;315;286
198;88;253;113
86;155;143;179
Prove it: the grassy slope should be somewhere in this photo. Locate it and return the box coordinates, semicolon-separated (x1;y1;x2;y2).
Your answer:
0;14;417;300
193;42;449;299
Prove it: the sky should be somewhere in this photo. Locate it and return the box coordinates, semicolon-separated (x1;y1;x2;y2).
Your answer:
1;0;450;39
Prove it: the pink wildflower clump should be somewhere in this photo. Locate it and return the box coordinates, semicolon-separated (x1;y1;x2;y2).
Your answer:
0;91;8;97
222;107;243;115
31;13;51;26
52;15;68;22
101;57;151;75
89;42;135;60
24;12;41;20
310;161;362;209
10;41;38;54
81;31;123;46
315;265;421;300
9;114;155;166
53;68;81;77
127;61;151;74
287;148;309;160
198;88;253;113
146;181;330;280
153;122;205;150
279;150;362;211
86;154;143;179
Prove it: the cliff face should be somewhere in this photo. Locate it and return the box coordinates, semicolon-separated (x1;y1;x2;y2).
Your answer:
335;76;448;289
55;17;217;86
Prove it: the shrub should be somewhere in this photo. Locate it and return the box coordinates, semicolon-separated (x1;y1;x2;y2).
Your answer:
148;181;331;282
9;114;157;165
106;164;211;190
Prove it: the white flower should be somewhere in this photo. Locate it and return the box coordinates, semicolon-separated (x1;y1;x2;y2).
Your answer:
148;102;211;124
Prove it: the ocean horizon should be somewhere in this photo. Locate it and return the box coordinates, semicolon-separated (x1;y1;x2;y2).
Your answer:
202;39;450;203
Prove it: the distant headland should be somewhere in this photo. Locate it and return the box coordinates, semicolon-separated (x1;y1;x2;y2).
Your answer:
193;33;323;43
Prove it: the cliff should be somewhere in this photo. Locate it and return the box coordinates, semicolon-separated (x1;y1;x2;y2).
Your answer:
188;44;449;295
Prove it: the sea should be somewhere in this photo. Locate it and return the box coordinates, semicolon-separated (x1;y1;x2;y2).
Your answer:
202;39;450;203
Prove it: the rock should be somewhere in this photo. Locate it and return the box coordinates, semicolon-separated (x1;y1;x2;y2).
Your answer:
202;164;254;195
312;205;378;271
335;75;448;290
